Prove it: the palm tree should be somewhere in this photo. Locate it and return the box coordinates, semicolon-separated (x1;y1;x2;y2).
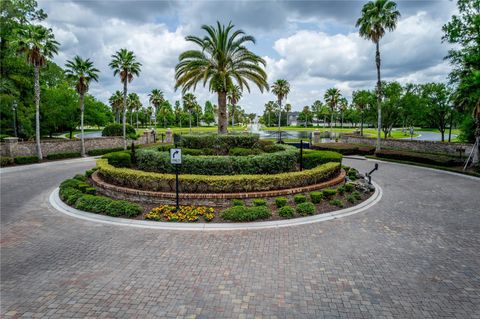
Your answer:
183;93;197;133
148;89;164;128
65;56;99;156
284;103;292;126
265;101;275;127
352;90;372;136
15;25;59;160
127;93;140;126
109;91;123;123
324;88;342;129
146;105;153;127
109;49;142;149
174;101;182;127
175;22;268;134
356;0;400;151
227;85;242;128
339;97;348;128
272;79;290;132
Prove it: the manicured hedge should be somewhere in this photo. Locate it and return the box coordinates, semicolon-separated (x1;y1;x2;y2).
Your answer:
87;147;125;156
14;156;39;164
0;157;14;167
102;123;136;137
46;152;81;160
102;151;131;168
97;159;341;193
302;150;342;169
179;134;259;150
312;143;375;155
221;206;271;222
375;149;463;167
136;144;299;175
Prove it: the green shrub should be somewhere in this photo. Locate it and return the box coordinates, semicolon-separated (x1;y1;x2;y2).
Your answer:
296;202;315;216
102;123;135;137
312;143;375;156
275;197;288;208
232;199;244;207
60;178;82;190
322;188;337;198
329;199;344;207
179;134;260;151
221;206;271;222
337;185;345;195
302;150;342;169
60;187;83;206
347;195;356;203
278;205;295;218
46;152;81;160
252;199;267;206
374;149;463;167
85;167;98;178
103;151;131;168
106;200;143;217
260;143;285;153
344;183;355;192
137;144;299;175
75;195;112;214
78;182;90;192
0;157;14;167
87;147;124;156
310;191;323;204
182;148;205;156
229;147;263;156
74;174;87;182
352;191;362;200
14;156;39;165
84;187;96;195
158;145;174;152
348;168;359;180
294;194;307;204
97;159;341;193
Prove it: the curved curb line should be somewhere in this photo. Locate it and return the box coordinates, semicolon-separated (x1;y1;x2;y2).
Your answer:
49;182;382;231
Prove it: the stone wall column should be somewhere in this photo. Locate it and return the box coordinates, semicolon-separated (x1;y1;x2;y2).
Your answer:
313;129;320;145
165;128;173;144
3;137;19;157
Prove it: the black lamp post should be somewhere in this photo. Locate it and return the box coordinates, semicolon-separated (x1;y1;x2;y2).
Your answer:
12;100;18;137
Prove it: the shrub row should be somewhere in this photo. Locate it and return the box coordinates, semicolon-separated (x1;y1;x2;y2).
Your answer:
87;147;125;156
302;150;342;169
221;206;271;222
97;159;341;193
46;152;81;160
374;149;463;167
0;156;14;167
312;143;375;155
179;134;260;150
137;144;299;175
14;156;39;164
103;151;131;168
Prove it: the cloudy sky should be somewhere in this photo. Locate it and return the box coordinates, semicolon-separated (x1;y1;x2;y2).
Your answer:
38;0;457;114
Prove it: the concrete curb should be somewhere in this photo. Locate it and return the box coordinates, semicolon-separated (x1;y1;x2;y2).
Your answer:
49;182;382;231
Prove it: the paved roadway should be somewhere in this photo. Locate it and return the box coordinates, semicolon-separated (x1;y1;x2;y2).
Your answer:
1;158;479;318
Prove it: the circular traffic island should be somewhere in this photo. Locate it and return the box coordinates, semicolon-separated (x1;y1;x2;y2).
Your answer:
56;134;376;224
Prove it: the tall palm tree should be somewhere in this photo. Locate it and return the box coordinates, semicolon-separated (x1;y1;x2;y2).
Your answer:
127;93;141;126
15;24;59;159
109;91;123;123
174;101;182;127
109;48;142;149
265;101;275;127
148;89;164;128
175;22;268;134
356;0;400;151
183;93;197;133
227;85;242;128
146;105;153;127
64;56;99;156
272;79;290;132
284;103;292;126
324;88;342;129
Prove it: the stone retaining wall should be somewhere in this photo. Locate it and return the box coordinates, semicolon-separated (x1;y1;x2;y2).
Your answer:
91;170;346;207
342;135;473;156
0;130;157;158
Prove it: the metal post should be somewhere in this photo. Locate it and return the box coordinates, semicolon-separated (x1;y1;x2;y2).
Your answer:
300;139;303;171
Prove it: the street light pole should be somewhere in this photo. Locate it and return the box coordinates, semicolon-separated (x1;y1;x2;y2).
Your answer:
12;100;17;137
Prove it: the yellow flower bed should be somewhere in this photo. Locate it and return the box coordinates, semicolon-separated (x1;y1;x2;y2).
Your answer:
145;205;215;222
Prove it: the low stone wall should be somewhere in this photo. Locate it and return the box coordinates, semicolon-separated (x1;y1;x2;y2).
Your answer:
0;130;158;158
91;170;346;207
342;135;473;156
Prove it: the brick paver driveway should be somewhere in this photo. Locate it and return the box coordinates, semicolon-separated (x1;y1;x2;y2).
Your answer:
1;158;479;318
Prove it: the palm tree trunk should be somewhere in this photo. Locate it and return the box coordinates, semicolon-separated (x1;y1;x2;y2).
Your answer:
122;79;127;150
286;111;289;126
341;112;344;128
375;41;382;151
218;91;227;134
330;111;333;129
232;105;235;128
80;93;86;157
189;111;192;133
136;111;139;128
448;111;453;142
360;112;364;136
277;100;282;133
34;66;42;160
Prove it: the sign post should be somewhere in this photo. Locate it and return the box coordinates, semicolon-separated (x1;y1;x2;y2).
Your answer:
170;148;182;212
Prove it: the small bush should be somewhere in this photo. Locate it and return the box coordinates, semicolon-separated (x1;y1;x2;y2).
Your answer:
229;147;263;156
275;197;288;208
179;134;259;151
77;182;90;192
14;156;39;165
252;199;267;206
76;195;112;214
344;183;355;192
85;167;98;178
347;195;356;203
87;147;124;156
60;178;82;190
302;150;342;169
312;143;375;156
348;168;359;180
46;152;81;160
0;157;14;167
352;191;362;200
106;200;143;217
182;148;205;156
322;188;337;198
74;174;87;182
329;199;344;208
294;194;307;204
103;151;131;168
337;185;345;195
60;187;83;206
278;205;295;218
296;202;315;216
232;199;244;207
84;187;96;195
310;191;323;204
221;206;271;222
102;123;135;137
